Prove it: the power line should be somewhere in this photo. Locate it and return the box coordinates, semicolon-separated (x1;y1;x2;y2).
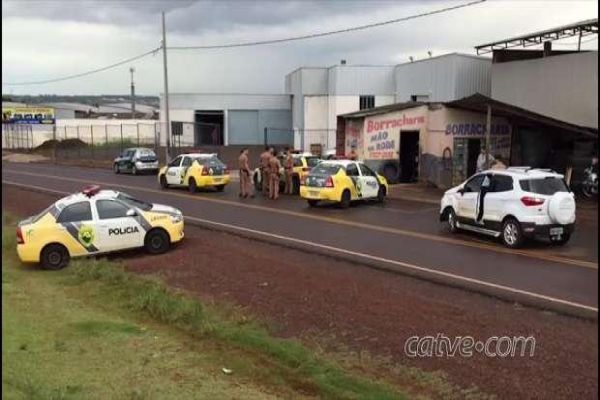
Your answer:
3;47;160;86
169;0;486;50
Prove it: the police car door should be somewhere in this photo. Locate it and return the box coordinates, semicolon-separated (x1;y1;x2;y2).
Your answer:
358;163;380;199
165;155;183;185
94;199;145;252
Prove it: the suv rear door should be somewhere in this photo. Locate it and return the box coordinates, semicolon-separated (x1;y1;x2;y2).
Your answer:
483;174;515;227
457;174;485;222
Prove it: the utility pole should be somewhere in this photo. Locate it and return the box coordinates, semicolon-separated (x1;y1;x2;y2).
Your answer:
485;104;492;169
161;11;171;163
130;67;136;119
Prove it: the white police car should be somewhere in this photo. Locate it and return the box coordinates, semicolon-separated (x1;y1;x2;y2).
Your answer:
440;167;576;248
16;186;185;270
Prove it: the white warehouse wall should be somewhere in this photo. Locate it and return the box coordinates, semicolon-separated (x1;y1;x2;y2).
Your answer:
491;51;598;128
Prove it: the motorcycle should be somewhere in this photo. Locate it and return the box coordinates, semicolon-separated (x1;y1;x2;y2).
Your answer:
581;165;598;198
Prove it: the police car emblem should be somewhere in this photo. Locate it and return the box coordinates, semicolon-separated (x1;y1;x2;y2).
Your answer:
78;225;95;247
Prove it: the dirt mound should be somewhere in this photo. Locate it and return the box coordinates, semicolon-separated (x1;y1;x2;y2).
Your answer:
35;138;88;151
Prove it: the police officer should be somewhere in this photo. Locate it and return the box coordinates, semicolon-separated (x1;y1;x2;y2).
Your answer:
283;147;294;194
259;146;272;196
238;148;253;198
268;150;282;200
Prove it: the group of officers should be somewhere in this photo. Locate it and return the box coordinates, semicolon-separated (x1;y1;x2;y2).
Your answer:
238;146;295;200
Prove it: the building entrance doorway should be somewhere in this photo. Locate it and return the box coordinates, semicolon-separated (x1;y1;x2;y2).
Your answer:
399;131;419;183
194;111;224;145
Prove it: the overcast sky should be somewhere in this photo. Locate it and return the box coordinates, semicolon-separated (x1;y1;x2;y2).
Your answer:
2;0;597;96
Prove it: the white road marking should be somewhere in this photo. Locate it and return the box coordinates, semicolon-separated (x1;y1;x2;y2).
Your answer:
3;179;598;315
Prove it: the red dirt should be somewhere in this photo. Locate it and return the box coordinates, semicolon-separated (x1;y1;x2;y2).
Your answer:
3;185;598;400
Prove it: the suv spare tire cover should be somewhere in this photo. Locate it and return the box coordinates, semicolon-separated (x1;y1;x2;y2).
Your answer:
548;192;576;225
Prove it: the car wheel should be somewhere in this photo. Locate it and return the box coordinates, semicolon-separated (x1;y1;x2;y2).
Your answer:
550;232;571;246
131;165;137;175
189;178;197;193
114;163;120;174
340;190;351;209
502;218;524;248
377;186;386;203
445;208;458;233
160;175;169;189
40;244;70;270
215;184;225;192
307;199;318;207
145;229;170;255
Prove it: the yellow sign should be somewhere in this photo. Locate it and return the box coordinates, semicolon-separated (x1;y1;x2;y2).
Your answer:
2;106;55;124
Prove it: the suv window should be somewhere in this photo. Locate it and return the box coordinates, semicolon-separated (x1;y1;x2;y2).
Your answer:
311;164;341;175
464;175;485;193
491;175;513;192
359;164;377;177
168;156;182;167
57;201;92;223
520;177;569;195
96;200;131;219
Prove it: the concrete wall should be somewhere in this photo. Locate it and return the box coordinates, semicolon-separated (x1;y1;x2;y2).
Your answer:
491;51;598;128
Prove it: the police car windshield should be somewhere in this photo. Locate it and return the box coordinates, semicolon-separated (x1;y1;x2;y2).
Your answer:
306;157;320;167
193;156;224;167
311;164;342;175
117;193;153;211
137;149;156;157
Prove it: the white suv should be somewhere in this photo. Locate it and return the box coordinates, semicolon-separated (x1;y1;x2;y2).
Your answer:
440;167;576;248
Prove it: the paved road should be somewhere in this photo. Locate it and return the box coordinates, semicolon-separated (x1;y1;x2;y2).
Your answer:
2;162;598;311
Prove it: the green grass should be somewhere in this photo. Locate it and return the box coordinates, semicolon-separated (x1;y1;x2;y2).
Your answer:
2;212;406;400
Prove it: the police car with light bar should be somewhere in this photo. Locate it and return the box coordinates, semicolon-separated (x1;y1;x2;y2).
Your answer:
16;185;185;270
440;167;576;248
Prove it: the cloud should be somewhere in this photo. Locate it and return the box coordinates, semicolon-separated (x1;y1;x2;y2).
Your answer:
2;0;597;95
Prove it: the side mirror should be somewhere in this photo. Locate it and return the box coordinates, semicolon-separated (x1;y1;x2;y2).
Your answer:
457;188;465;196
126;209;137;217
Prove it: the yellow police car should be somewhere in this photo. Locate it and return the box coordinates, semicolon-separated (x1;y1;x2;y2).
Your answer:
300;160;388;208
253;152;320;194
16;186;185;270
158;153;230;192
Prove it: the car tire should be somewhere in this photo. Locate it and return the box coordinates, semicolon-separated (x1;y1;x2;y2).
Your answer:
145;229;170;255
215;185;225;192
40;244;70;270
189;178;197;193
377;186;386;203
446;208;458;233
308;199;318;207
160;175;169;189
501;218;524;248
340;190;351;209
114;163;120;174
550;232;571;246
131;165;137;175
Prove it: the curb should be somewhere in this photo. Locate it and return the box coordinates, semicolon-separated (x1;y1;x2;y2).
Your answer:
3;181;597;321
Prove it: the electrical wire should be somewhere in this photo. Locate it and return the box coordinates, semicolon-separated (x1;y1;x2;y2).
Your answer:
3;47;160;86
169;0;486;50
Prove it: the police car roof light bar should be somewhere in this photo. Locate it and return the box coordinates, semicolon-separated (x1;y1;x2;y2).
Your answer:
82;185;101;197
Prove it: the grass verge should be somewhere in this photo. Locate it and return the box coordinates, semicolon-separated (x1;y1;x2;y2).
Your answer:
2;212;405;400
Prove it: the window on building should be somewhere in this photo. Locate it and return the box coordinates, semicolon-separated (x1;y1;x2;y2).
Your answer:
359;96;375;110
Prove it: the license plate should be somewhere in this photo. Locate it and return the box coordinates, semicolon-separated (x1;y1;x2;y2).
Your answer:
308;190;319;197
213;177;222;182
550;227;564;236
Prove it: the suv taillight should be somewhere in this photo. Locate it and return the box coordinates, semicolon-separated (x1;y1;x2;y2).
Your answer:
521;196;545;206
16;227;24;244
325;176;334;188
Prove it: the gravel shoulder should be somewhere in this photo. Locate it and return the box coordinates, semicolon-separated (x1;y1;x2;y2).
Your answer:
3;184;598;400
